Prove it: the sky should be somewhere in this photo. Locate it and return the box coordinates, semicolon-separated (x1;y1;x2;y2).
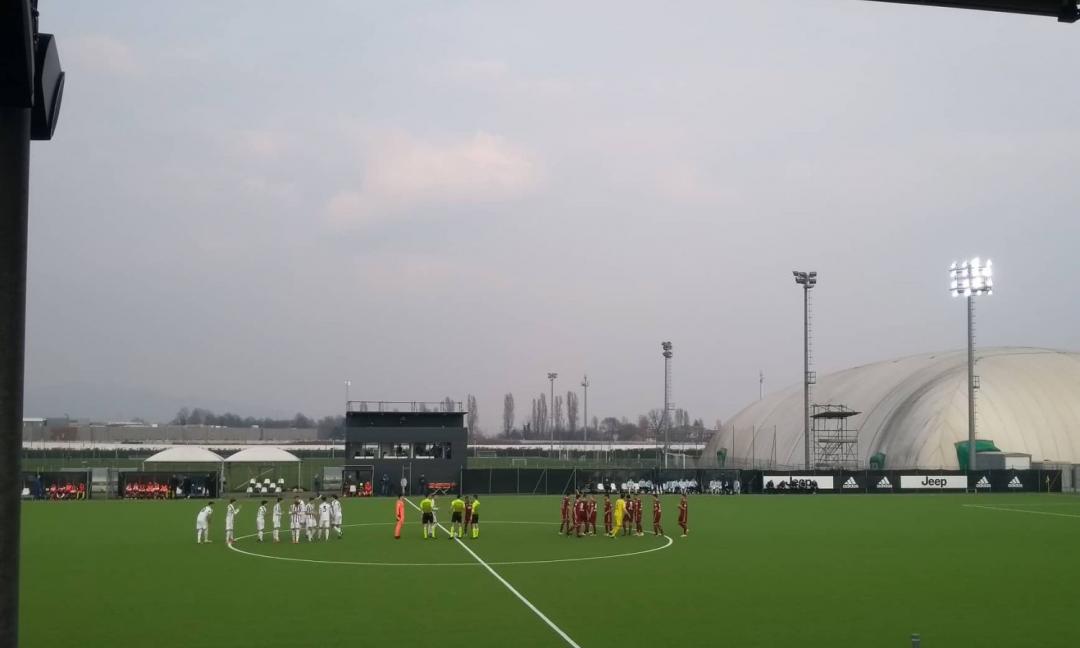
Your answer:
23;0;1080;430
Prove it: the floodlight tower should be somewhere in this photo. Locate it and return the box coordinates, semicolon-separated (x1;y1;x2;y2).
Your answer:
547;372;557;456
662;342;673;467
793;271;817;469
2;4;65;646
949;258;993;472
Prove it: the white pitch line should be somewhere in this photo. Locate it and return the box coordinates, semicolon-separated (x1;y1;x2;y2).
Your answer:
963;504;1080;519
226;520;671;568
407;498;583;648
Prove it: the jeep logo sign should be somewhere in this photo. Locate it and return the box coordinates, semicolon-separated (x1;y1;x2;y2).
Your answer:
899;474;968;490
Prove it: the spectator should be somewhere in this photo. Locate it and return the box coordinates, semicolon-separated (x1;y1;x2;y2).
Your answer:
418;474;427;495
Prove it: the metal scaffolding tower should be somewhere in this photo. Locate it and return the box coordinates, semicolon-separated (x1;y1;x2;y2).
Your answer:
812;404;859;469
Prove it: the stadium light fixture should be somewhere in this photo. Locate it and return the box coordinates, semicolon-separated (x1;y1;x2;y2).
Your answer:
950;258;993;473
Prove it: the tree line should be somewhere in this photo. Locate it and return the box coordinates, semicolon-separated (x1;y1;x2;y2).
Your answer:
170;407;345;439
500;393;711;443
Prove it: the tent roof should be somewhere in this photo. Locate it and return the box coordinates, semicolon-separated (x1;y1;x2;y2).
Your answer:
224;446;300;463
144;447;224;463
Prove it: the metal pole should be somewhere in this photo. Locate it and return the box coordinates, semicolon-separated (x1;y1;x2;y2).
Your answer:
0;105;31;648
967;295;976;472
803;284;811;470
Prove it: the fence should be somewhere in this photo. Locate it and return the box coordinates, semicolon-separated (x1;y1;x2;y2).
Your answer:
451;468;1065;495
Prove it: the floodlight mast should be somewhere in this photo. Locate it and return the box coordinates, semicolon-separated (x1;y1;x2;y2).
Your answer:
793;271;817;470
661;342;673;467
864;0;1079;22
2;3;64;647
950;258;993;472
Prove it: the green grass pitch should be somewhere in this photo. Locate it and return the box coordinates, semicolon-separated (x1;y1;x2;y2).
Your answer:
20;493;1080;647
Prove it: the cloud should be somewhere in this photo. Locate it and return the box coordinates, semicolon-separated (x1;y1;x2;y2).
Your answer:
228;130;294;160
327;131;542;227
654;162;737;206
67;35;142;77
435;59;571;98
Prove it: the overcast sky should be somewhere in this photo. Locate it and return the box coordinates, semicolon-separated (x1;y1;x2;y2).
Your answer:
23;0;1080;428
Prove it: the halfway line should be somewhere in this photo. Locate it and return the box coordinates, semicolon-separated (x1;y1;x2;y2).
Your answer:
963;504;1080;519
406;498;582;648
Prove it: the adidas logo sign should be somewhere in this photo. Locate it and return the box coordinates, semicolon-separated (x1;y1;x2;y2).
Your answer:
843;477;859;489
976;476;991;489
876;476;892;489
1008;476;1023;489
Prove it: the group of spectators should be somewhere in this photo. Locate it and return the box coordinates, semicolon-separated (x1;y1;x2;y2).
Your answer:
123;476;212;499
764;479;819;494
583;479;701;495
706;479;741;494
43;482;86;500
123;481;173;499
20;475;87;500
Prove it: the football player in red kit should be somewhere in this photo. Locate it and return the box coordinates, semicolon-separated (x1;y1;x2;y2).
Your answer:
559;494;571;535
603;494;613;535
573;493;587;537
678;493;688;537
633;494;644;536
651;493;664;536
587;495;598;535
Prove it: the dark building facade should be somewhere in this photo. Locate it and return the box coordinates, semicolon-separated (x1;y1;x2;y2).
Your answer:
344;408;467;495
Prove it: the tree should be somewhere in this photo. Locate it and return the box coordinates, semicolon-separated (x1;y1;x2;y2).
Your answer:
171;407;191;425
537;393;548;437
530;398;538;440
600;417;620;439
502;393;515;437
317;415;345;439
566;391;579;436
466;394;479;435
553;395;564;436
647;408;665;437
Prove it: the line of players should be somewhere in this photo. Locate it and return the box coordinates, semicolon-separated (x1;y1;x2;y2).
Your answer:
559;491;688;538
417;493;480;540
194;494;344;545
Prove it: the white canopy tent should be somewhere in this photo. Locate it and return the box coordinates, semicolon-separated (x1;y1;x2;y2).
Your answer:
224;447;302;492
142;447;226;496
143;446;225;464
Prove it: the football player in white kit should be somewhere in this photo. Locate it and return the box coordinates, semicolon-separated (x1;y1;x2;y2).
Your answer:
271;497;283;543
289;497;303;544
225;498;241;545
318;496;332;541
330;494;343;539
305;496;317;542
195;501;214;544
256;500;268;542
